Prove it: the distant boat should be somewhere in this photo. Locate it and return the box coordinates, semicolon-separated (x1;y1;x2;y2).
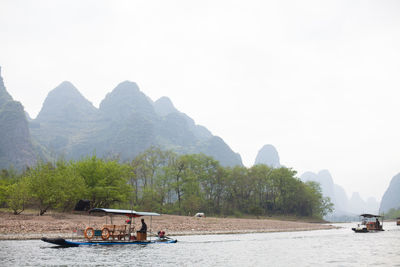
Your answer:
352;214;384;233
41;208;177;247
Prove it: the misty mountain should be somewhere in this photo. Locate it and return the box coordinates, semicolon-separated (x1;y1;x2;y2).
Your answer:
254;144;280;168
0;67;12;106
30;81;101;159
154;97;212;141
154;96;178;116
346;193;379;215
28;80;242;166
333;184;349;213
347;193;379;215
99;81;156;121
348;192;367;214
36;81;98;122
379;173;400;213
0;66;36;169
365;197;380;214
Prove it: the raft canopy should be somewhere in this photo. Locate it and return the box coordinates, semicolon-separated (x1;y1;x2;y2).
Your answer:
89;208;160;217
360;214;382;218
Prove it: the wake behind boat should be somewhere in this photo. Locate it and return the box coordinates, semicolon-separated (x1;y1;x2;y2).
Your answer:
41;208;177;247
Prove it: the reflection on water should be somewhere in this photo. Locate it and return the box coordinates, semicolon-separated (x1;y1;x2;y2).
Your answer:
0;222;399;266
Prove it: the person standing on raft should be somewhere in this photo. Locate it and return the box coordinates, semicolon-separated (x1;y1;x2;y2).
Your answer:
139;218;147;233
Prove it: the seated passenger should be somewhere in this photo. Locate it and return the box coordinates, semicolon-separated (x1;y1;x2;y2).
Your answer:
158;230;165;238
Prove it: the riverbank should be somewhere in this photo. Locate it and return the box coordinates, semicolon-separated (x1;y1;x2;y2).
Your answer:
0;211;335;240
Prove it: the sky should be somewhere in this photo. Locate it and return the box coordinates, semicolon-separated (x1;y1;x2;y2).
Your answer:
1;0;399;201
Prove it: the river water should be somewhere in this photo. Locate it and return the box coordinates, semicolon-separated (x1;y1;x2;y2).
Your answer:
0;222;399;266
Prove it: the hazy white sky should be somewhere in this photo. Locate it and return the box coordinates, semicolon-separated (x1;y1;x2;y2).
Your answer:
1;0;399;201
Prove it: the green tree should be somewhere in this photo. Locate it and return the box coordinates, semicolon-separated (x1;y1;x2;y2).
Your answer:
247;164;274;215
74;156;130;208
177;154;209;215
167;154;186;212
26;161;60;215
52;160;87;211
0;168;18;207
303;181;334;218
130;147;174;211
6;179;30;214
385;207;400;219
224;166;250;214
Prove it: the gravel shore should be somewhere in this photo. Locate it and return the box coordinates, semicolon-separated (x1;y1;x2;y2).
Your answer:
0;211;335;240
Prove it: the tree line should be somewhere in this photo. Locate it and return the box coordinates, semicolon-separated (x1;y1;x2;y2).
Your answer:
385;207;400;220
0;147;333;218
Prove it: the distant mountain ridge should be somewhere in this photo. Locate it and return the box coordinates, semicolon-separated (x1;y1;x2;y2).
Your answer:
154;97;212;141
300;170;380;219
379;173;400;213
254;144;280;168
0;66;36;169
252;144;382;219
0;67;12;106
99;81;156;121
36;81;98;123
28;79;242;166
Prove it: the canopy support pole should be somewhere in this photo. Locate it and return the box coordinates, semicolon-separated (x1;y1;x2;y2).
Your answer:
150;216;153;241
